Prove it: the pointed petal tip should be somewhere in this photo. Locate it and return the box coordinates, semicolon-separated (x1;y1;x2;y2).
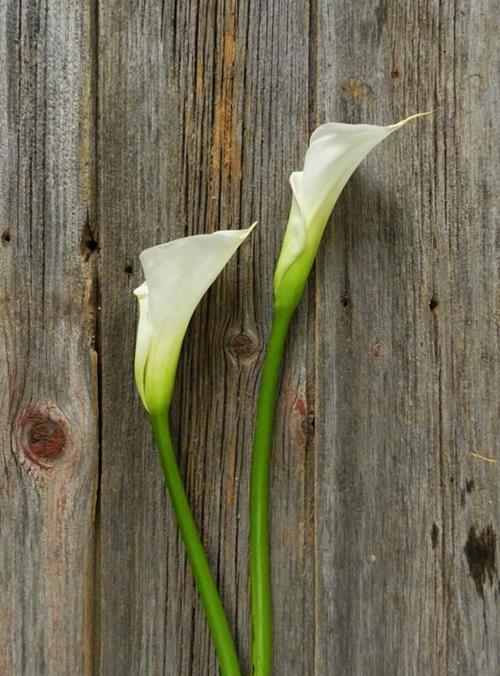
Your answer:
225;221;257;242
389;109;435;130
244;221;258;237
208;222;257;242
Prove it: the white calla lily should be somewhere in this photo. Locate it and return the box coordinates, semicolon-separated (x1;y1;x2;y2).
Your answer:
134;225;256;413
273;113;429;310
250;114;431;670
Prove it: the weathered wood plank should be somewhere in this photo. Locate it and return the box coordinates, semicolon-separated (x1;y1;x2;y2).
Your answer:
315;1;499;674
0;1;98;674
2;0;498;674
96;0;315;672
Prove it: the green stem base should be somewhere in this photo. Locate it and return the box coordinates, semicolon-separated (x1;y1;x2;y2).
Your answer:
150;412;241;676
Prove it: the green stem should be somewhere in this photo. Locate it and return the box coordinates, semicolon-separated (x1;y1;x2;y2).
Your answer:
250;305;294;676
150;412;241;676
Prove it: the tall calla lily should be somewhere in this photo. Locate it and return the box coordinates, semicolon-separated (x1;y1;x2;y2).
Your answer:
133;226;255;676
250;114;430;676
134;226;255;414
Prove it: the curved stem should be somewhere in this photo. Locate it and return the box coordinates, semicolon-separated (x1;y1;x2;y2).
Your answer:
150;412;241;676
250;306;294;676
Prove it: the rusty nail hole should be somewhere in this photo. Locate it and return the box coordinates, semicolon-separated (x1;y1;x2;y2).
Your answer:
390;68;400;79
80;212;98;260
1;230;11;245
431;522;439;549
124;263;133;275
85;237;97;252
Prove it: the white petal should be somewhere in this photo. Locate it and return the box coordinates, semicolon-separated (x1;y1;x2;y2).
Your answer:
298;122;392;225
274;114;429;301
135;224;256;412
133;282;154;410
298;112;432;233
140;225;255;332
277;172;306;267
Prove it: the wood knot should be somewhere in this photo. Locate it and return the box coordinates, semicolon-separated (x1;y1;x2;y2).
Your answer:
226;330;259;362
18;407;67;469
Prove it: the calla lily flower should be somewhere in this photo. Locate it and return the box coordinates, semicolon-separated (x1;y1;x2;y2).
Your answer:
134;226;255;414
273;113;428;310
250;112;431;674
133;227;256;675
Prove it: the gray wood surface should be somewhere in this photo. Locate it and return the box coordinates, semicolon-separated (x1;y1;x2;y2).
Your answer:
1;1;498;675
0;2;98;674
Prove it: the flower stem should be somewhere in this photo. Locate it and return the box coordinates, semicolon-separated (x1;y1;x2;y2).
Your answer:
250;306;294;676
150;412;241;676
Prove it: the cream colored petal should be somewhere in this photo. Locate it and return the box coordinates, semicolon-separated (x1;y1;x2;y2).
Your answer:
276;172;305;265
298;123;392;226
135;224;256;412
140;225;256;332
299;112;432;231
274;114;429;301
133;282;154;411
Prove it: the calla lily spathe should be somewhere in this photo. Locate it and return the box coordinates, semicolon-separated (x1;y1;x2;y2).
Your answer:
273;113;428;310
134;226;255;413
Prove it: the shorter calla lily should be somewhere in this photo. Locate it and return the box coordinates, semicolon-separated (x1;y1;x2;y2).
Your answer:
273;113;430;311
133;225;256;676
134;225;255;414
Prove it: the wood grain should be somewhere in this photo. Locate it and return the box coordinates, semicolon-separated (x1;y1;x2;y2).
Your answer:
0;1;98;674
315;1;499;674
1;0;498;674
96;1;313;673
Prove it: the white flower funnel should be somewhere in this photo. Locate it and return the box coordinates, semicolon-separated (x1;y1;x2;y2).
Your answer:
134;225;256;413
273;113;430;310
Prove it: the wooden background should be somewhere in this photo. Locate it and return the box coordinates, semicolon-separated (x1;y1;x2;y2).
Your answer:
1;1;498;674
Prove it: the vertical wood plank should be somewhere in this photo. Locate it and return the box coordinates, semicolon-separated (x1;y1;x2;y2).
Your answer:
2;1;496;673
0;1;98;674
314;1;499;674
96;0;315;673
